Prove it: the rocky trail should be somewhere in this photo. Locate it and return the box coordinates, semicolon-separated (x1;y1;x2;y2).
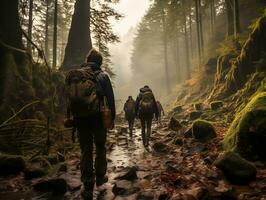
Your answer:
0;112;266;200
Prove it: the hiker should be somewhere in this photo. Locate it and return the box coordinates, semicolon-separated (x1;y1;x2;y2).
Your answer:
123;96;136;136
64;49;116;200
156;100;165;123
135;85;159;147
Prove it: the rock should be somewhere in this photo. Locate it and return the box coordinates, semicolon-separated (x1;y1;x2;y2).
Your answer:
112;180;139;196
158;192;171;200
173;105;183;113
214;151;257;184
24;166;46;180
184;187;208;199
210;101;223;110
188;143;208;154
223;92;266;161
192;120;216;142
137;191;154;200
152;142;168;153
115;166;138;181
168;116;182;131
194;103;203;111
165;160;179;172
33;178;67;194
189;111;202;120
0;154;26;176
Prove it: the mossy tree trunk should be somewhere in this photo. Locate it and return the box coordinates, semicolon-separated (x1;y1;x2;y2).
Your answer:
62;0;92;70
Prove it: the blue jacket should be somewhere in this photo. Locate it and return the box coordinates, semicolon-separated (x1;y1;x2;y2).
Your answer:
88;62;116;121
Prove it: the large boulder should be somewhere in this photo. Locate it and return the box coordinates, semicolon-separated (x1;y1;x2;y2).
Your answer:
214;151;257;184
223;92;266;161
0;154;26;176
168;116;182;131
192;120;216;142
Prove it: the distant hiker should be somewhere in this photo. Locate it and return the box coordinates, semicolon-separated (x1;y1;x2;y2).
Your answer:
64;49;115;200
123;96;136;136
135;85;159;147
156;100;165;122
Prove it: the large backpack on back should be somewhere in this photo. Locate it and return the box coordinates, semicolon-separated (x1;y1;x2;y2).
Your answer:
65;66;100;117
139;90;154;116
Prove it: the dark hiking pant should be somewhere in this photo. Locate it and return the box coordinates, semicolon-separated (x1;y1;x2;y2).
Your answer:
140;118;152;146
127;117;135;137
75;119;107;190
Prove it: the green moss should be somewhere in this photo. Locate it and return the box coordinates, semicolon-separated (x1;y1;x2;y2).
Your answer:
192;120;216;142
223;92;266;161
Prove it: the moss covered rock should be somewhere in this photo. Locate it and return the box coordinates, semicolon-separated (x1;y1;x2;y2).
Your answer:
210;101;223;110
214;151;257;184
192;120;216;142
0;154;26;176
223;92;266;161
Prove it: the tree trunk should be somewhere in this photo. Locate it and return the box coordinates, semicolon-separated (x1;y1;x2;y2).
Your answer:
0;0;23;48
234;0;241;38
210;0;215;35
27;0;33;54
162;8;171;94
225;0;234;36
184;14;191;80
52;0;58;69
195;0;202;65
199;0;204;56
174;35;181;83
62;0;92;70
45;0;49;63
189;6;193;59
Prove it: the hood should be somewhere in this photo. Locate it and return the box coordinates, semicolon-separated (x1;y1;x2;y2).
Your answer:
140;87;152;93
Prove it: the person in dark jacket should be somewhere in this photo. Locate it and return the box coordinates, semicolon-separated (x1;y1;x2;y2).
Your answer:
135;86;158;147
66;49;115;200
123;96;136;136
156;100;165;123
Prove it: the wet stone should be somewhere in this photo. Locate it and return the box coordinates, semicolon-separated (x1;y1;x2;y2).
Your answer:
112;180;140;196
115;166;138;181
152;142;168;153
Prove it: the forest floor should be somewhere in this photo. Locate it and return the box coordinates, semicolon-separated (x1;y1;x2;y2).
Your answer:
0;113;266;200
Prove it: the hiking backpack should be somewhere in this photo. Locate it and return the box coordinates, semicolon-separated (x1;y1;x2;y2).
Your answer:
65;66;101;117
139;90;154;115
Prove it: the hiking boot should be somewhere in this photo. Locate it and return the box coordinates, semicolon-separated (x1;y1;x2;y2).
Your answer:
81;188;93;200
96;175;108;186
